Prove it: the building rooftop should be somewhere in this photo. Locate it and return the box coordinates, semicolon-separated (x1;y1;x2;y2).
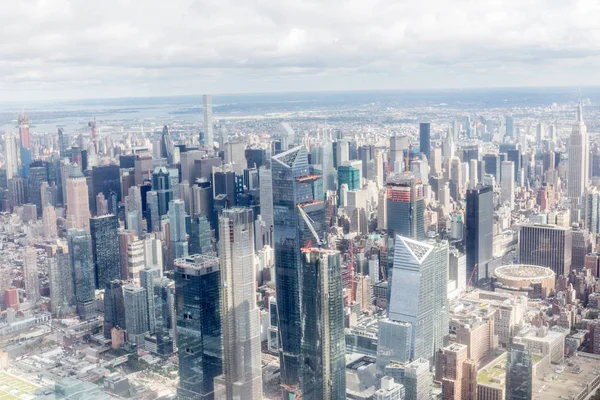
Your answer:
532;353;600;399
494;265;555;281
174;254;219;270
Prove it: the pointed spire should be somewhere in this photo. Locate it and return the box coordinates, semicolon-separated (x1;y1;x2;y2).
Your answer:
577;89;584;123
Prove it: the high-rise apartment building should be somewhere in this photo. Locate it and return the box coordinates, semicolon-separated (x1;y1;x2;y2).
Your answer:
43;205;58;239
272;145;325;386
519;224;572;276
500;161;515;209
23;247;40;303
386;173;425;240
123;284;149;346
214;208;263;400
203;95;213;148
300;249;346;400
90;215;120;290
465;185;493;285
436;343;477;400
505;343;532;400
68;229;95;320
175;254;222;400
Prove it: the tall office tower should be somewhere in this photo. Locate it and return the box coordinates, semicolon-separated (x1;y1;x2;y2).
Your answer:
57;127;67;158
314;142;336;193
334;140;350;168
4;133;20;179
214;208;263;400
506;148;522;182
8;177;26;208
175;254;223;400
203;94;214;148
140;266;161;333
123;284;149;346
536;122;545;142
506;116;514;138
449;157;463;201
386;173;425;240
151;277;176;355
585;187;600;234
500;161;515;209
298;248;346;400
161;125;174;164
224;140;246;175
377;319;412;369
23;247;40;303
505;343;532;400
95;193;108;216
567;99;589;204
145;191;160;233
258;166;274;238
43;205;58;239
48;251;72;316
189;215;213;255
152;166;173;216
91;164;121;215
465;186;493;285
519;224;572;276
104;280;126;338
469;159;478;188
571;226;592;272
118;230;137;281
28;161;48;215
68;229;96;320
65;171;92;233
272;146;325;386
144;234;164;270
338;164;361;195
543;150;556;174
389;135;409;173
482;153;500;180
419;123;431;162
125;186;143;237
18;115;31;178
90;215;120;290
168;199;188;265
213;165;238;208
389;236;447;361
404;358;430;400
279;122;295;152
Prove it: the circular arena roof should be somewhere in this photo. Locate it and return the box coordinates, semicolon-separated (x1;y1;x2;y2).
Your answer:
494;264;555;282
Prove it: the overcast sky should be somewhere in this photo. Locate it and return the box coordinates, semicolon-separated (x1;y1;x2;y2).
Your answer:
3;0;600;102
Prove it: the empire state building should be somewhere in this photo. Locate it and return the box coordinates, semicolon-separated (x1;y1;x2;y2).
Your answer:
568;99;589;212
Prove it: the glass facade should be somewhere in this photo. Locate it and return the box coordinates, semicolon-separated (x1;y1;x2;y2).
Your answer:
386;174;425;240
300;250;346;400
91;165;121;215
505;343;532;400
104;280;126;338
68;229;96;320
175;255;223;400
419;122;430;161
189;215;213;255
152;167;173;216
465;185;493;284
272;146;325;386
90;214;120;290
518;224;572;276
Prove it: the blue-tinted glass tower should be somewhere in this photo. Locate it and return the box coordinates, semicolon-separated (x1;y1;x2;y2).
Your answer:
68;229;96;320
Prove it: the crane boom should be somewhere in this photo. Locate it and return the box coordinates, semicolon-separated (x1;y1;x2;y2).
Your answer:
298;205;321;246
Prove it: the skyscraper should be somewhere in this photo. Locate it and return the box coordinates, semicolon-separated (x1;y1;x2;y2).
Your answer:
389;236;448;361
152;167;173;216
23;247;40;303
68;229;95;320
203;95;213;148
436;343;477;400
43;205;58;239
28;161;49;215
215;208;263;400
300;248;346;400
90;215;120;290
175;254;222;400
567;99;589;204
161;125;174;164
419;122;431;162
66;170;92;233
168;199;188;265
104;280;126;338
386;173;425;240
3;133;19;180
18;115;31;178
404;358;430;400
505;343;532;400
123;284;149;346
519;224;572;276
500;161;515;209
272;145;325;386
91;164;121;216
465;185;493;285
57;127;67;158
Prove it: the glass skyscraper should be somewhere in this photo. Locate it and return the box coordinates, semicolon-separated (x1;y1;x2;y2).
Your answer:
300;249;346;400
386;173;425;240
103;279;126;338
175;254;223;400
68;229;96;320
419;122;431;161
505;343;532;400
90;214;120;290
272;145;325;386
465;185;493;285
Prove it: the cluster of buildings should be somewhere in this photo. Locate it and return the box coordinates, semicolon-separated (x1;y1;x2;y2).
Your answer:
0;93;600;400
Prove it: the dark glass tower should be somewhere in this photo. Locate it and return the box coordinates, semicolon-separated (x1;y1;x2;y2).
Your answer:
91;165;121;215
419;122;431;161
175;254;223;400
58;127;67;158
103;279;126;338
301;249;346;400
465;185;493;285
152;167;173;216
68;229;96;320
272;145;325;386
386;173;425;240
505;343;532;400
28;161;49;215
90;215;120;289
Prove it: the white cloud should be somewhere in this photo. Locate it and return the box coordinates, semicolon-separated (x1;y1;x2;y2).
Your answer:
1;0;600;101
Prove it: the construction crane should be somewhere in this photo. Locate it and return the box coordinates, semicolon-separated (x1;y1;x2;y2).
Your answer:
298;204;322;247
467;263;478;289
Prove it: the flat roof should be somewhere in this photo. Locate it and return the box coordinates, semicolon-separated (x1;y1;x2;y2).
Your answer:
533;353;600;399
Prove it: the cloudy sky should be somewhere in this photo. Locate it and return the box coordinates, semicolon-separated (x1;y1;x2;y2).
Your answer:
2;0;600;101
